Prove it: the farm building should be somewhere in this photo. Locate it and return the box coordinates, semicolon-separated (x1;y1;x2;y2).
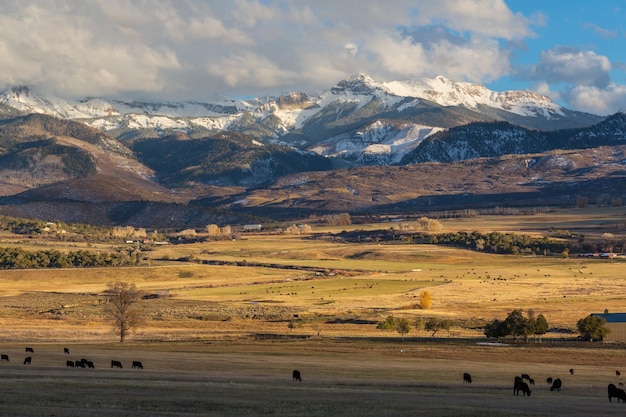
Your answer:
591;311;626;342
243;224;262;232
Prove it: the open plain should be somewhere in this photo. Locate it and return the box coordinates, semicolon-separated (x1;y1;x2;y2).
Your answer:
0;206;626;415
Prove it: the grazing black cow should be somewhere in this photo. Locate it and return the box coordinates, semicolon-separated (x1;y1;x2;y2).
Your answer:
550;378;562;392
617;370;622;378
292;369;302;382
132;361;143;369
66;360;75;367
608;383;626;402
25;347;34;353
521;373;531;381
87;361;95;369
569;368;574;375
546;377;553;384
1;354;9;362
23;356;31;365
75;360;86;368
514;376;531;396
111;360;123;368
64;348;70;355
463;372;472;384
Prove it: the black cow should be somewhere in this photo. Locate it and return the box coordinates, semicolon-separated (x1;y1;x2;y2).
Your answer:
1;354;9;362
292;369;302;382
75;360;86;368
87;361;95;369
64;348;70;355
66;360;75;367
463;372;472;383
608;383;626;402
132;361;143;369
546;377;553;384
521;373;531;381
111;360;123;368
23;356;31;365
617;370;622;378
569;368;574;375
550;378;562;391
25;347;34;353
514;376;531;396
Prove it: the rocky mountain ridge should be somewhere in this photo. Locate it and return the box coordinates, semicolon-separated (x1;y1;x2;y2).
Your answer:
0;76;623;227
0;74;602;167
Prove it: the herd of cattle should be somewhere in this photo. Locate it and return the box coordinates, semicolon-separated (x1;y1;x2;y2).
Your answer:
0;347;143;370
462;370;626;403
3;347;626;404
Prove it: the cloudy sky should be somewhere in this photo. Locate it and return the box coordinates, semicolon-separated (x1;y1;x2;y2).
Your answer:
1;0;625;115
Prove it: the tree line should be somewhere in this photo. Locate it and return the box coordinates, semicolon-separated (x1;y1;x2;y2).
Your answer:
483;309;549;342
0;247;140;269
377;309;611;343
407;231;569;255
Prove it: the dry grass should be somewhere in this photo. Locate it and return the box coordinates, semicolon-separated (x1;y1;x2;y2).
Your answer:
0;340;624;416
0;208;625;415
1;207;626;341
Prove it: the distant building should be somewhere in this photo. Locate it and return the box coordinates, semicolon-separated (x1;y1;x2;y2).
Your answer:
243;224;262;232
591;311;626;342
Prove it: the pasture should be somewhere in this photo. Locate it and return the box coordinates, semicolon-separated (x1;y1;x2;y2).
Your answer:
0;206;625;415
1;206;626;340
0;340;625;416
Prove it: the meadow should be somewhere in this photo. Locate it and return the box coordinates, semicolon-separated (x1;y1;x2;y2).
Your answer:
0;206;625;415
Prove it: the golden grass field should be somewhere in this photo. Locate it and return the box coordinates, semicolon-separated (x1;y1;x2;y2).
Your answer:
0;206;625;415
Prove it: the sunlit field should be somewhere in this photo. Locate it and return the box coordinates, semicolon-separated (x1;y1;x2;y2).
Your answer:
0;206;625;415
1;206;626;341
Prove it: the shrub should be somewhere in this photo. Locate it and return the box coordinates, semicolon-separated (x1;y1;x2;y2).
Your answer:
419;291;432;309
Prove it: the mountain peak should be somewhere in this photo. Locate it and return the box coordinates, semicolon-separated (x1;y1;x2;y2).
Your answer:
331;73;385;95
350;73;375;83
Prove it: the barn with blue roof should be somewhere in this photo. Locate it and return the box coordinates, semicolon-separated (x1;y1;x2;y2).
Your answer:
591;311;626;342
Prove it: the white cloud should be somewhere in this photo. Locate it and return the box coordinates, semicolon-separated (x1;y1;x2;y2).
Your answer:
565;83;626;115
0;0;543;100
534;48;611;88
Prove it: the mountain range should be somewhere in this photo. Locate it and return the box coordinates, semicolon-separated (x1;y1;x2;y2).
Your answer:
0;74;623;227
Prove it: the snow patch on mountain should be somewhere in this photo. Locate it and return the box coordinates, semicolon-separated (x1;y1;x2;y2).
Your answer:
383;76;564;118
309;121;443;164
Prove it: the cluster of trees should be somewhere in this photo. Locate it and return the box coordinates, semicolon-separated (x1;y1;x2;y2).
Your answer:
417;217;443;232
0;215;127;240
206;224;232;236
377;315;452;340
407;231;569;255
0;216;49;234
283;224;313;235
0;247;140;269
484;310;612;343
396;217;443;232
484;309;549;342
322;213;352;226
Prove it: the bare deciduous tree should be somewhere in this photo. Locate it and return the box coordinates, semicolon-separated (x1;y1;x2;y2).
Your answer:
103;282;144;342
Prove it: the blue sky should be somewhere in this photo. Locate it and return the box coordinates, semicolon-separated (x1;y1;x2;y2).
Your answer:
1;1;625;115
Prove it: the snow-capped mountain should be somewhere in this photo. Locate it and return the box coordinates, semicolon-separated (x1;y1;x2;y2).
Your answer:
0;75;602;166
